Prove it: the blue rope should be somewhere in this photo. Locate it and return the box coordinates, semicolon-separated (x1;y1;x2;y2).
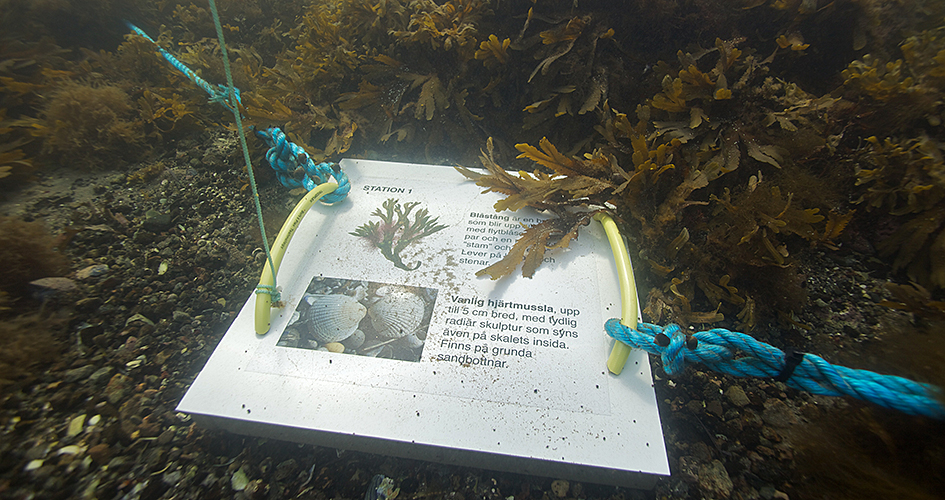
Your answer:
125;21;239;113
605;319;945;419
255;127;351;204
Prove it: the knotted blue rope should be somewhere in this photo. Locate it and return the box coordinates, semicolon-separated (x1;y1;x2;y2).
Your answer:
255;127;351;204
605;319;945;419
125;21;239;113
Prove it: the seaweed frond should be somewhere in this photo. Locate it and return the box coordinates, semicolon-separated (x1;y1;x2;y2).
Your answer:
475;210;599;280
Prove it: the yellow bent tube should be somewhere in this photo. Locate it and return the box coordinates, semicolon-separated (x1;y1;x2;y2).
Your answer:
593;212;639;375
255;182;339;335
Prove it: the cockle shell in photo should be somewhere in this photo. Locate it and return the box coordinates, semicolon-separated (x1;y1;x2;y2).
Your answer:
368;287;426;338
305;294;367;343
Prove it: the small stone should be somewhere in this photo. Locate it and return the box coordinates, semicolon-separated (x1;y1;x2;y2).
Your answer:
126;355;146;369
75;297;103;313
725;385;750;407
172;310;193;322
28;277;77;301
64;365;96;383
105;373;133;405
25;444;47;461
142;212;173;232
88;414;101;426
76;264;109;280
157;428;175;445
231;465;250;491
698;460;733;499
273;459;298;481
686;399;704;415
89;366;114;385
677;456;701;483
705;400;723;416
67;414;86;437
125;313;155;327
88;444;112;464
162;470;182;486
762;399;797;428
137;421;161;438
24;459;43;472
57;445;82;455
77;322;105;346
550;479;569;498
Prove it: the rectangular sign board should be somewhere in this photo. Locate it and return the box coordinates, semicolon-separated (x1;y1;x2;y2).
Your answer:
177;159;669;488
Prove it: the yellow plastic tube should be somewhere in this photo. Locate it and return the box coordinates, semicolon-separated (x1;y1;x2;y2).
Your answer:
593;212;639;375
255;182;339;335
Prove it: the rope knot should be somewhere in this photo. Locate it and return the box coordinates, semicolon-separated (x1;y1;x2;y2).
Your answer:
255;127;350;204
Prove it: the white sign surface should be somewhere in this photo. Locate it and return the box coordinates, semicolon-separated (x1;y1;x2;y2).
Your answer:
177;159;669;488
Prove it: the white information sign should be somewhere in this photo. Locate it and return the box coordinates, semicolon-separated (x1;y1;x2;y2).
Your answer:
177;159;669;488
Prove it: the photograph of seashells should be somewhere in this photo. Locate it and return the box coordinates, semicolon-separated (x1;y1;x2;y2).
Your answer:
277;276;437;362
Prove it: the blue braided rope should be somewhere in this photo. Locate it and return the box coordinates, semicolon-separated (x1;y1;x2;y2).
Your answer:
125;22;239;113
605;319;945;419
255;127;351;204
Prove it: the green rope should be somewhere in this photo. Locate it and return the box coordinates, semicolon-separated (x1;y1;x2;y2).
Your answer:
207;0;280;302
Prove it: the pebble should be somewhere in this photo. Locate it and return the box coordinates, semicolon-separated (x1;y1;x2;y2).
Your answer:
126;355;146;369
273;459;298;481
89;366;114;385
28;277;77;301
64;365;96;383
762;399;797;428
157;428;175;445
67;414;86;437
75;297;103;313
105;373;133;405
550;479;569;498
142;212;173;232
725;385;750;407
75;264;109;280
231;465;250;491
25;444;47;461
125;313;155;327
57;445;82;456
698;459;733;498
172;310;193;322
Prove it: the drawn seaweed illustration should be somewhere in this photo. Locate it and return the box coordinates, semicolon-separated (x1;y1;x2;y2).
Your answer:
351;198;448;271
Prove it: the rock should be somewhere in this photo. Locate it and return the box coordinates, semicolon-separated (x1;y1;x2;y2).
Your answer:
725;385;750;407
125;313;155;327
76;264;109;280
67;414;86;437
142;212;173;232
88;443;112;464
706;400;723;416
762;399;797;428
77;322;105;346
105;373;133;405
157;428;175;446
698;460;733;499
63;365;96;383
25;444;47;461
75;297;103;313
89;366;114;385
273;459;297;481
677;456;701;483
231;465;250;491
172;310;193;323
550;479;569;498
28;277;77;301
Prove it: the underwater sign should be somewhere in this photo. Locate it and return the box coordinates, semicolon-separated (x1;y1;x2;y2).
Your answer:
176;159;669;488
